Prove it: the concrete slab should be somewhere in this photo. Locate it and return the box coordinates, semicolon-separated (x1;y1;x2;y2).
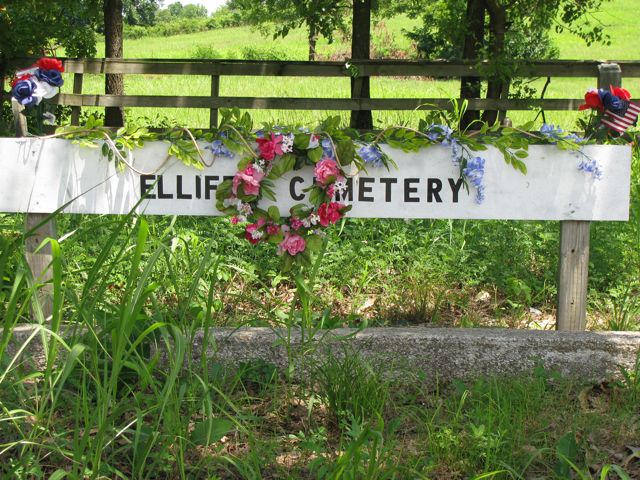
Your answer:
192;327;640;381
4;325;640;382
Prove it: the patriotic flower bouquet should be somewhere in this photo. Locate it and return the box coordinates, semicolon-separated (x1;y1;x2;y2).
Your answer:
10;57;64;108
579;86;639;136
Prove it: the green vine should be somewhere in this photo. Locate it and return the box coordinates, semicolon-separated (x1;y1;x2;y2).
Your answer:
51;104;602;176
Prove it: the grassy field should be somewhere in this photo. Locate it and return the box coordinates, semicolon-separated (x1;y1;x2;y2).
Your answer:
549;0;639;60
69;0;640;129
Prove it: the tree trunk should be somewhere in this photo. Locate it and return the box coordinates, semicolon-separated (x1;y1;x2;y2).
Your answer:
308;23;317;61
459;0;485;130
104;0;125;127
482;0;507;126
350;0;372;130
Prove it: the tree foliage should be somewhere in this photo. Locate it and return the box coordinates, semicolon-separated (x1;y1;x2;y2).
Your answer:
156;1;208;22
227;0;351;60
398;0;611;126
404;0;611;61
0;0;169;59
0;0;100;58
123;0;159;26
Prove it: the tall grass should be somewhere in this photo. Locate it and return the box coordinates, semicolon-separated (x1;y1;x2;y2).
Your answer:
1;210;638;476
0;211;255;478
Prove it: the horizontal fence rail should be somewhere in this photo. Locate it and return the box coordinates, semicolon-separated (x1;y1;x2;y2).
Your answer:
5;58;640;77
2;58;640;128
52;94;586;111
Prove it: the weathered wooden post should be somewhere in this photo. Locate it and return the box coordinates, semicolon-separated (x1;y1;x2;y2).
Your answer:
556;62;621;331
71;72;84;126
12;99;56;321
210;73;220;129
557;220;590;330
350;0;373;130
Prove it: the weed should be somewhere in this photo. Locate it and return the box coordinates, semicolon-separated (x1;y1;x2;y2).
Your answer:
618;351;640;403
600;283;640;331
0;213;253;478
191;45;224;59
237;358;279;394
312;347;389;428
309;417;408;480
241;45;290;61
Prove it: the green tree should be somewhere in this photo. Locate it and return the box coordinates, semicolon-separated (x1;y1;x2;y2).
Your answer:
124;0;159;26
104;0;124;126
1;0;156;127
0;0;100;59
181;3;208;18
163;1;208;18
167;1;184;17
403;0;611;126
156;1;208;22
228;0;351;61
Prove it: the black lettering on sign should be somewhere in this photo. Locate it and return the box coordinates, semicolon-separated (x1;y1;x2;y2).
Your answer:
335;178;353;202
157;175;173;199
223;175;234;183
140;175;156;199
195;176;202;199
404;178;420;202
176;175;192;199
205;176;219;200
290;176;305;201
358;178;374;202
379;178;397;202
427;178;442;203
448;178;464;203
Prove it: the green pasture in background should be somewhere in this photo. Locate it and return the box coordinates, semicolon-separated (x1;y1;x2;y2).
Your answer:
61;0;640;129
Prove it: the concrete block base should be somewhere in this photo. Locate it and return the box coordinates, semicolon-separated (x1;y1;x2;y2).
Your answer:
195;327;640;382
5;325;640;382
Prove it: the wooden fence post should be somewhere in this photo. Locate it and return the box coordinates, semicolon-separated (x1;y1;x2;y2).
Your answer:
71;73;84;126
349;0;373;130
12;99;56;322
556;62;621;331
209;74;219;129
557;221;590;330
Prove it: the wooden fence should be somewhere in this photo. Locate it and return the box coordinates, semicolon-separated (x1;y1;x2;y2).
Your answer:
3;58;640;128
2;57;639;332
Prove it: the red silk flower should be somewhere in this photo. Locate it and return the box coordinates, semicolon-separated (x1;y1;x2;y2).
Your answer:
256;133;283;161
11;74;32;87
36;57;64;72
318;202;345;227
578;89;603;111
610;85;631;101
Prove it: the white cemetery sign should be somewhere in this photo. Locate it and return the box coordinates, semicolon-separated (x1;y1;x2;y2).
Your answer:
0;138;631;220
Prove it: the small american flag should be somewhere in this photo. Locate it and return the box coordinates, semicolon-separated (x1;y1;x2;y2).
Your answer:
601;100;640;133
